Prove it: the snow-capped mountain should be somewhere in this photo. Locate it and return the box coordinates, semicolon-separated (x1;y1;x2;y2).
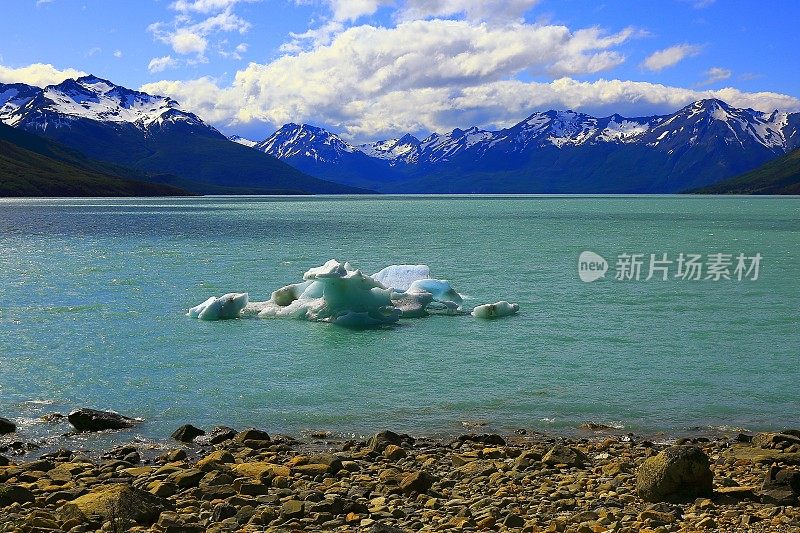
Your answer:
251;98;800;193
0;75;209;134
0;75;362;194
359;134;421;164
255;123;360;163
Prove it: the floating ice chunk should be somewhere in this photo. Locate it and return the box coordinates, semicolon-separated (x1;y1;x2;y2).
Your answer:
471;301;519;319
257;260;401;327
391;290;433;318
188;293;249;320
372;264;432;291
407;279;463;306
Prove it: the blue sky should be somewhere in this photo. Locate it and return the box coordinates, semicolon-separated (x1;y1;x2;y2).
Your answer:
1;0;799;141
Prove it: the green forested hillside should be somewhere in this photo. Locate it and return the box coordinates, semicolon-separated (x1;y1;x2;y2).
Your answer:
0;124;189;197
693;147;800;195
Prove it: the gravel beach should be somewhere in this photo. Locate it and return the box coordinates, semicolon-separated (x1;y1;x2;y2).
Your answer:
1;423;800;532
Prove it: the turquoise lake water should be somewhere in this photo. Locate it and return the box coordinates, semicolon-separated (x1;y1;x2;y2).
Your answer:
0;196;798;450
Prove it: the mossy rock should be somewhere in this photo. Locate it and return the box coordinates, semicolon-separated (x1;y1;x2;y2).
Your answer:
636;446;713;503
58;483;171;525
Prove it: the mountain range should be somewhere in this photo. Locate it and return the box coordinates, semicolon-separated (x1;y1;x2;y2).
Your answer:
249;100;800;193
0;76;363;195
1;73;798;196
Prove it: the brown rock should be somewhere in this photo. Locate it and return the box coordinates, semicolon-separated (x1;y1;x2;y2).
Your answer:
636;446;713;503
399;470;435;494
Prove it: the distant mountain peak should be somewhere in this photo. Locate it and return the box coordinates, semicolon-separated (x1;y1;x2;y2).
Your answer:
0;75;210;134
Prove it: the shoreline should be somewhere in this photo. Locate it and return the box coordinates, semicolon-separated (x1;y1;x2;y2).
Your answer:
2;419;799;531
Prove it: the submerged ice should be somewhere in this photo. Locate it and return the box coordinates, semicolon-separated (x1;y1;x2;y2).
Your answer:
188;260;518;327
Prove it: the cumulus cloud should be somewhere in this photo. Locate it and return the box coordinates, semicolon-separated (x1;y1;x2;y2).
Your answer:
0;63;86;87
149;0;253;63
148;55;179;73
699;66;731;86
642;44;702;72
170;29;208;55
143;73;800;142
141;17;799;141
113;50;123;58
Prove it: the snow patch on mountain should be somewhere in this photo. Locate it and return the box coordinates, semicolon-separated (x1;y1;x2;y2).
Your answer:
229;135;257;148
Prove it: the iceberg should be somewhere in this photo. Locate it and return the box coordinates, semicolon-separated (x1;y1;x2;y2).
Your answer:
257;260;401;328
471;301;519;319
407;279;463;306
372;264;431;291
187;293;249;321
189;260;516;329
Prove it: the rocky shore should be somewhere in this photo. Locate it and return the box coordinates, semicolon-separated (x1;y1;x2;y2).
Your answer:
1;416;800;532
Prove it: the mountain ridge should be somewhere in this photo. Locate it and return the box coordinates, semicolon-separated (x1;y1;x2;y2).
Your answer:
249;98;800;193
0;76;367;195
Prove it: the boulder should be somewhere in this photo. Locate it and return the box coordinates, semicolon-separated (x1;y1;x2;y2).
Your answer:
458;434;506;446
0;417;16;434
281;499;304;519
171;424;205;443
67;409;136;432
399;470;435;494
0;484;35;507
196;450;235;471
234;428;271;443
58;483;171;525
760;466;799;505
636;445;713;502
231;462;290;483
542;444;587;467
367;430;413;453
195;426;236;445
752;432;800;449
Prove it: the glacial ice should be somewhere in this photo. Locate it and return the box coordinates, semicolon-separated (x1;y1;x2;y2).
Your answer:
187;293;249;321
407;279;463;306
471;301;519;319
372;264;431;291
188;260;518;327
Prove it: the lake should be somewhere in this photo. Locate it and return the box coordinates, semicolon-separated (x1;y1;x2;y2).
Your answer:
1;195;798;450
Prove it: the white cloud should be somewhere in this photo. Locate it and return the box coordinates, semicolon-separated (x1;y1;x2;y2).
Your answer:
113;50;123;58
149;1;253;61
143;73;800;142
139;14;800;141
642;44;702;72
148;55;179;73
87;47;102;57
170;29;208;55
325;0;389;21
397;0;541;22
171;0;253;13
35;0;54;6
0;63;85;87
699;66;731;86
